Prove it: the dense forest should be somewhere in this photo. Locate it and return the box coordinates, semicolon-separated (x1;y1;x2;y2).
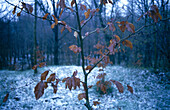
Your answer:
0;0;169;110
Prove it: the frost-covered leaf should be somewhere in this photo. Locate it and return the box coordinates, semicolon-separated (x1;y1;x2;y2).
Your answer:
74;31;78;39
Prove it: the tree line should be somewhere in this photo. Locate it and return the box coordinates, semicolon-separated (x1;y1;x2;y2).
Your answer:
0;0;169;71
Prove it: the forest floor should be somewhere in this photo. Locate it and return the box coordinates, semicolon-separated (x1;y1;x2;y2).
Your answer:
0;66;169;110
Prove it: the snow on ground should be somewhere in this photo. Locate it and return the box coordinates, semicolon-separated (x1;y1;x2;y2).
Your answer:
0;66;169;110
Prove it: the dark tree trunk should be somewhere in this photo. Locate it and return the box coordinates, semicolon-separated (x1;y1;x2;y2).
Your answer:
54;26;59;65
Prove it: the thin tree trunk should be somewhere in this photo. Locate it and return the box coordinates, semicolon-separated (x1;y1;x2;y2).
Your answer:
34;0;38;73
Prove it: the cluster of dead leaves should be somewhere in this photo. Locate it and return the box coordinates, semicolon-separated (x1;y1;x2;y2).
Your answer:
138;5;162;23
69;45;81;53
62;70;81;91
96;74;133;94
116;21;135;33
12;2;33;16
34;71;60;100
32;47;46;70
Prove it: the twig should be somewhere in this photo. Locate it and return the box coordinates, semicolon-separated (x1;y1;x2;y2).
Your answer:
83;25;109;40
5;0;78;32
87;17;170;75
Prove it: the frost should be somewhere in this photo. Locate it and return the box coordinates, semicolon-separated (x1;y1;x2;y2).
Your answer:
0;66;169;110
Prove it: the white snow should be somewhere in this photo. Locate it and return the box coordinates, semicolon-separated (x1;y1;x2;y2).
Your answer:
0;66;169;110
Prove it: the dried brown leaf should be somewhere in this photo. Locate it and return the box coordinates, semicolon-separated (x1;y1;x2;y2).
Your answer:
93;101;101;106
52;15;58;25
96;73;106;79
34;81;45;100
85;66;92;70
114;35;120;42
65;25;72;32
80;4;87;11
42;13;49;20
47;73;55;82
3;93;9;102
78;93;86;101
126;22;135;33
12;6;17;15
69;45;81;53
71;0;75;7
41;70;49;81
21;2;33;13
110;80;124;93
61;26;65;34
51;23;56;29
59;9;64;18
84;9;90;19
122;40;133;49
127;85;133;94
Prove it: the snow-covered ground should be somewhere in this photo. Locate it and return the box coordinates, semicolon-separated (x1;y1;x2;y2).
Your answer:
0;66;169;110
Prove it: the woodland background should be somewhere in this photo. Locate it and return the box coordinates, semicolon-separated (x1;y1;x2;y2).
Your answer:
0;0;169;71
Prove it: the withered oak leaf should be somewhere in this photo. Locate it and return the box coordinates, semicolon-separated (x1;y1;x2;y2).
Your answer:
93;101;101;106
110;80;124;93
3;93;9;102
47;73;56;83
41;70;49;81
34;81;45;100
127;84;133;94
64;71;80;91
78;93;86;101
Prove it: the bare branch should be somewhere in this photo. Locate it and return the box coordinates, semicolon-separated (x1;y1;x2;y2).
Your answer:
5;0;78;32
